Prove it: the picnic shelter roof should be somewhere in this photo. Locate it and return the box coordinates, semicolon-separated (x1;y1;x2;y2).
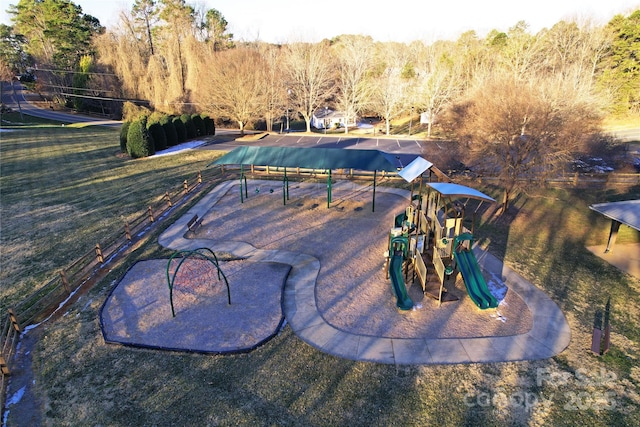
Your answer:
590;200;640;231
427;182;496;203
209;146;404;172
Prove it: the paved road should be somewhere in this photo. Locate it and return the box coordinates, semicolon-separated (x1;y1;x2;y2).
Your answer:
1;81;120;127
608;128;640;142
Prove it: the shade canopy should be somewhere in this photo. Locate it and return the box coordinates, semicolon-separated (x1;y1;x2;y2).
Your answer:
427;182;496;203
590;200;640;231
398;156;433;182
209;146;403;172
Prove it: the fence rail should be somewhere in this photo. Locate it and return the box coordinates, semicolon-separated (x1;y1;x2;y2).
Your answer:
467;172;640;188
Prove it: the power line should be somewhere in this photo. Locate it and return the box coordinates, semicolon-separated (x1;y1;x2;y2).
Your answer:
40;83;118;94
33;67;119;77
55;91;149;104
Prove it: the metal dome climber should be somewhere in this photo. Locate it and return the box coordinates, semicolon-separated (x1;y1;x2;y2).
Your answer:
166;248;230;318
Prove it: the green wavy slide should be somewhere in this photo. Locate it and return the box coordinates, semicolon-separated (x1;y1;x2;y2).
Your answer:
453;233;499;309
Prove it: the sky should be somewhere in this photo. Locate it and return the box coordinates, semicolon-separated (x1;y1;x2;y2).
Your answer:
2;0;639;43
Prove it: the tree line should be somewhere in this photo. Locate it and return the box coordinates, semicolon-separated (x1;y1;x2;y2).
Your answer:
1;0;639;208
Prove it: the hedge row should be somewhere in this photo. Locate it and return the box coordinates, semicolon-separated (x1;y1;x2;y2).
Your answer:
120;113;216;159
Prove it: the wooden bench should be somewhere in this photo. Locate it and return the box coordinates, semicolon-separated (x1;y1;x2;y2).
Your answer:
187;214;201;232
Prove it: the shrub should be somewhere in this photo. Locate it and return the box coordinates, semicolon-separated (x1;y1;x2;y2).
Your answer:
119;121;130;152
173;117;187;143
191;114;206;137
126;118;155;158
122;101;151;121
201;114;215;135
147;121;167;152
161;115;178;147
180;114;197;139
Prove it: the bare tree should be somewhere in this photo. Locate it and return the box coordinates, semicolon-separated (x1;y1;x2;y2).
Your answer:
258;43;287;132
497;21;544;81
283;41;335;133
449;76;600;211
157;0;197;98
198;47;266;135
369;43;411;135
538;19;610;93
94;30;148;101
412;42;462;137
453;31;491;92
332;35;374;134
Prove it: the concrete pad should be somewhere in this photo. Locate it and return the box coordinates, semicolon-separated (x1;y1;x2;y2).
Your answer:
357;336;395;363
425;339;470;364
208;241;256;257
392;339;433;365
587;244;640;280
321;330;360;359
509;334;562;360
459;338;500;363
297;322;341;348
528;315;572;355
483;336;529;361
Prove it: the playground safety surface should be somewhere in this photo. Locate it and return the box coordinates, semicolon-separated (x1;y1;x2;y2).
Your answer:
100;180;571;364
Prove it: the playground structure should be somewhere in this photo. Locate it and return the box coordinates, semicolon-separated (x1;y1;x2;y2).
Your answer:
166;248;230;317
210;146;501;312
100;180;569;364
385;158;499;311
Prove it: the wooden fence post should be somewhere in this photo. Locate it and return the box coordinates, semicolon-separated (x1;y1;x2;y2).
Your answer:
95;244;104;264
59;270;70;294
8;308;21;333
148;206;154;223
124;222;131;241
165;191;172;207
0;355;10;375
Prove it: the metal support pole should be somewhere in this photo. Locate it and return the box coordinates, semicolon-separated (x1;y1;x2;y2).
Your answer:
283;167;287;205
240;165;246;203
605;220;621;253
372;170;377;212
327;169;332;208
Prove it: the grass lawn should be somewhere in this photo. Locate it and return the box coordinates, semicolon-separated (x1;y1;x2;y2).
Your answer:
0;119;224;312
1;120;640;426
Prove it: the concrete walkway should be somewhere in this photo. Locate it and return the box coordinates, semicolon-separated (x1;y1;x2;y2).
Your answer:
159;180;571;364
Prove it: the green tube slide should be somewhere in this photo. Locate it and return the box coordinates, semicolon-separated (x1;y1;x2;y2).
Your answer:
453;233;499;310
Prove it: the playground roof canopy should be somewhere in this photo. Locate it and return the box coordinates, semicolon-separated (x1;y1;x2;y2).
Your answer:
427;182;496;203
209;146;402;172
398;157;433;182
589;200;640;231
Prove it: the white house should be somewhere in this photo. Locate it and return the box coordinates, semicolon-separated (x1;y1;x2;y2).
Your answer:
311;108;357;129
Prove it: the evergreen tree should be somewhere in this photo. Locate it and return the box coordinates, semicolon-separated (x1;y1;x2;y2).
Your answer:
598;10;640;114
